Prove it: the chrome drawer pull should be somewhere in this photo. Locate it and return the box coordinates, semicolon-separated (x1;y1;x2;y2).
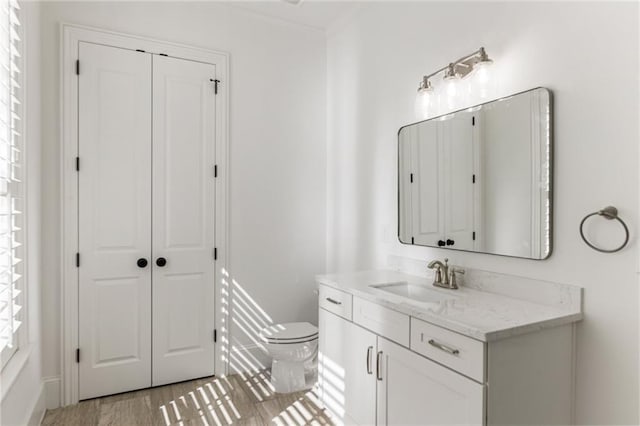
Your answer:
366;346;373;375
376;351;383;381
325;297;342;305
428;339;460;355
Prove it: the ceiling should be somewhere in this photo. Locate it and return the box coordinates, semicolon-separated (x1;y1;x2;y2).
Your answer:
227;0;360;31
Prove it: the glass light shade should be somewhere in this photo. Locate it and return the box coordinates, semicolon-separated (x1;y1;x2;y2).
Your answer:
472;60;494;99
414;87;434;120
443;76;459;110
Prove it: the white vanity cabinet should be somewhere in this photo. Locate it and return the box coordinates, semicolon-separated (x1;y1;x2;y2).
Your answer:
377;337;484;426
318;283;575;426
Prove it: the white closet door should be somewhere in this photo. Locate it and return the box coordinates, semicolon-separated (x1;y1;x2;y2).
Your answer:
152;55;216;386
78;42;152;400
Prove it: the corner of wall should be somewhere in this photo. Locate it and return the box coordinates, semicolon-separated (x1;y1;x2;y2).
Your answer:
43;376;61;410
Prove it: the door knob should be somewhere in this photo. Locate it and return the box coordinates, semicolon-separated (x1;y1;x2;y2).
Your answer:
156;257;167;267
137;258;148;268
437;240;446;247
446;239;455;246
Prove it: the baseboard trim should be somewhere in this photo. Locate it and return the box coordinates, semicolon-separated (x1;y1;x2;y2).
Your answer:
24;382;46;426
43;376;61;410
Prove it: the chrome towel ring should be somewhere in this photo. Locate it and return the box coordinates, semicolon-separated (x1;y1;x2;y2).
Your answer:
579;206;629;253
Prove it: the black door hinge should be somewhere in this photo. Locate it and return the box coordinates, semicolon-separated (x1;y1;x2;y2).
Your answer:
213;329;217;343
410;173;414;183
135;49;146;53
76;157;80;171
214;164;218;178
411;237;415;244
210;79;220;94
76;252;80;267
472;174;475;184
472;116;475;126
159;53;168;57
214;247;218;261
75;348;80;363
75;60;80;75
472;231;476;241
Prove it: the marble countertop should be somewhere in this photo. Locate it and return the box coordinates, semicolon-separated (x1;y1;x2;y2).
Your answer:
316;270;583;342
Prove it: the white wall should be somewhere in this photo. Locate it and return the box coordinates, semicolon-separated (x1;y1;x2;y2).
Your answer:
39;1;327;395
1;2;45;425
327;2;638;425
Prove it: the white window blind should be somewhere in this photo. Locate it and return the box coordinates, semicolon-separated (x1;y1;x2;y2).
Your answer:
0;0;22;360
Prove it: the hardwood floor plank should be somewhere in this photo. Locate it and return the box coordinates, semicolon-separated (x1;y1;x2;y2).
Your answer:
41;374;332;426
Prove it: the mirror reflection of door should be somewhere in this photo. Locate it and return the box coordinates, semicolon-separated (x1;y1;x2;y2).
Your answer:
398;87;552;260
442;113;475;251
399;114;476;250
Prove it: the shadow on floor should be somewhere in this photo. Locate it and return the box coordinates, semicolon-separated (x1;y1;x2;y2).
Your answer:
41;371;334;426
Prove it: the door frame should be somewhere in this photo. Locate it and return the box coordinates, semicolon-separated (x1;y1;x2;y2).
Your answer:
60;23;229;406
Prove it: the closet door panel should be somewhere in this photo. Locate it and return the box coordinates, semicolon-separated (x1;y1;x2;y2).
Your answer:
78;42;152;400
412;120;444;246
443;114;475;250
152;55;216;386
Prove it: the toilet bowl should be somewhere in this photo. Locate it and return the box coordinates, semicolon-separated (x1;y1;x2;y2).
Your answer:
260;322;318;394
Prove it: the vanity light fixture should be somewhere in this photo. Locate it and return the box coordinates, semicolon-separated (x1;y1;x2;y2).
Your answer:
415;47;494;119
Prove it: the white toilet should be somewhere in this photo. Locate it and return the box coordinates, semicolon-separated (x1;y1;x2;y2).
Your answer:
260;322;318;394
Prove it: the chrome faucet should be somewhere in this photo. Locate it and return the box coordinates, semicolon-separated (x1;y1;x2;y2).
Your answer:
427;258;464;290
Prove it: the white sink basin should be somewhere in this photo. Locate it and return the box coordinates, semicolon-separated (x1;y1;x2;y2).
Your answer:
370;282;457;304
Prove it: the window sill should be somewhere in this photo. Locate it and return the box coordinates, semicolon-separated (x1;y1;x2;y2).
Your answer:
1;344;33;401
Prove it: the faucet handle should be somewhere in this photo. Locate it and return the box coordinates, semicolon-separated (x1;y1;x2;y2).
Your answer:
448;267;464;289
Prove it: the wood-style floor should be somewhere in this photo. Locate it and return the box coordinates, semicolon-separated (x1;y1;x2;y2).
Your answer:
41;371;334;426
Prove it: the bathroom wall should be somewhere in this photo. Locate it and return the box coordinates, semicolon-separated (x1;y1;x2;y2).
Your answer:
39;1;327;401
326;2;639;424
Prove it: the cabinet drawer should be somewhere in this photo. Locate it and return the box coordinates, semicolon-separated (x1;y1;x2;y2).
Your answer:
410;318;485;382
319;285;353;320
353;297;410;347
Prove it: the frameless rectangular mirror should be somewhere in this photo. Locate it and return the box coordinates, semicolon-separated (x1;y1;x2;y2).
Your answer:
398;87;553;259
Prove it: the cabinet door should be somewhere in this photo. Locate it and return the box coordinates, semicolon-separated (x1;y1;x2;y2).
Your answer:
151;55;217;386
376;338;484;426
319;309;377;425
78;42;152;400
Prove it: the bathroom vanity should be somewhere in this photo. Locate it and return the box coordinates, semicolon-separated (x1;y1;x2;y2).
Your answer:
316;270;582;425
